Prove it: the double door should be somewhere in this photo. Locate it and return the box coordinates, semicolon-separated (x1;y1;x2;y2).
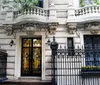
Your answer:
21;38;41;76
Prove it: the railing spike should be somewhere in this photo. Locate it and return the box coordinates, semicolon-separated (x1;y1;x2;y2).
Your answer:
64;45;66;49
77;45;80;49
60;45;62;49
82;45;84;49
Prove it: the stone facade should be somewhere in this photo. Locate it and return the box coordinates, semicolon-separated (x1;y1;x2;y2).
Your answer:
0;0;100;81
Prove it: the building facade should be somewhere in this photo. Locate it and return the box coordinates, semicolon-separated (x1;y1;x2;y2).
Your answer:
0;0;100;84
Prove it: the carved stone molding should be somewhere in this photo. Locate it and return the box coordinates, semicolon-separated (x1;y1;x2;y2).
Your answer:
4;24;13;36
21;23;40;35
48;23;58;34
67;23;77;34
3;23;57;37
85;22;100;34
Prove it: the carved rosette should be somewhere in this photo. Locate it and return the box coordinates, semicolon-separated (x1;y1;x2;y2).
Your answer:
67;23;77;34
48;23;58;34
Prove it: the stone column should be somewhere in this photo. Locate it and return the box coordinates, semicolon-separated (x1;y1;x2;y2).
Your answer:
50;0;55;5
73;0;79;8
67;5;76;20
44;0;49;9
49;0;57;22
68;0;79;8
5;10;13;24
0;0;3;12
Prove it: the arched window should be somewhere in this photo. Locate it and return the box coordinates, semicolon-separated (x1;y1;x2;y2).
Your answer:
80;0;100;7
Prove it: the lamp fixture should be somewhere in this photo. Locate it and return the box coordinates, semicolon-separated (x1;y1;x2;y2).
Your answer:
9;40;14;47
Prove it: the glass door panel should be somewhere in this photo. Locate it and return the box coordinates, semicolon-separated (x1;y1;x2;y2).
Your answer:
21;38;41;76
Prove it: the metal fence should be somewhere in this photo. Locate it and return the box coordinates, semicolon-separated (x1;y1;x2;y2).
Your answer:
49;36;100;85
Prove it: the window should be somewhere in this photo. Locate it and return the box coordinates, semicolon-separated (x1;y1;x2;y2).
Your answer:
67;38;74;56
84;35;100;66
38;0;43;8
80;0;100;7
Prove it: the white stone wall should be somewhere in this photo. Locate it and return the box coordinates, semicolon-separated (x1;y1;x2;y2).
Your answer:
0;25;81;80
0;0;99;82
0;28;15;79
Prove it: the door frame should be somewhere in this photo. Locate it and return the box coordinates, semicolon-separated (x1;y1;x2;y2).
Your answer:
14;32;45;80
21;37;42;76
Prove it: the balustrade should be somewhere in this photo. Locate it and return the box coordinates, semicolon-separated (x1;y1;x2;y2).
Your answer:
13;6;49;19
75;5;100;16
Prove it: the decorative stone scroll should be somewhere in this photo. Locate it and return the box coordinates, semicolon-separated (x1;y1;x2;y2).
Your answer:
85;22;100;34
4;24;13;36
3;22;58;37
21;23;40;35
67;23;77;34
48;23;58;34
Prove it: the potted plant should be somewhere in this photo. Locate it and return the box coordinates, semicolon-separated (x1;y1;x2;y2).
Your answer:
81;66;100;76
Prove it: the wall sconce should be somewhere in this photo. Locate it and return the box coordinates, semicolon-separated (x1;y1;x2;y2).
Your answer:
9;40;14;47
47;39;51;46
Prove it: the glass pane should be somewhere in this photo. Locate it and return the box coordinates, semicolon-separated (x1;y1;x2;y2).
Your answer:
32;48;41;74
33;39;41;47
23;39;32;47
38;0;43;8
22;48;29;73
67;38;74;48
85;0;92;5
36;0;43;8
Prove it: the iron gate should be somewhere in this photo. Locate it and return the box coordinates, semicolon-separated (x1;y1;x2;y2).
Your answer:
49;36;100;85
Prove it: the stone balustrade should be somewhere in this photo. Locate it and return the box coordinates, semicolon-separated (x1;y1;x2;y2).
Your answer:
67;5;100;23
13;6;49;19
75;5;100;16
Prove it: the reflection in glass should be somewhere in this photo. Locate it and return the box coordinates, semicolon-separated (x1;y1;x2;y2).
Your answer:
23;39;32;47
32;48;41;73
21;38;41;76
33;39;41;47
22;48;29;73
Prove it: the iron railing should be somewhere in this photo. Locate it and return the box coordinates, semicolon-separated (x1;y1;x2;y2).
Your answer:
49;36;100;85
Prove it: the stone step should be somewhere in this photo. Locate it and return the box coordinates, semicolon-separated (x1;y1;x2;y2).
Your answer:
1;80;52;85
